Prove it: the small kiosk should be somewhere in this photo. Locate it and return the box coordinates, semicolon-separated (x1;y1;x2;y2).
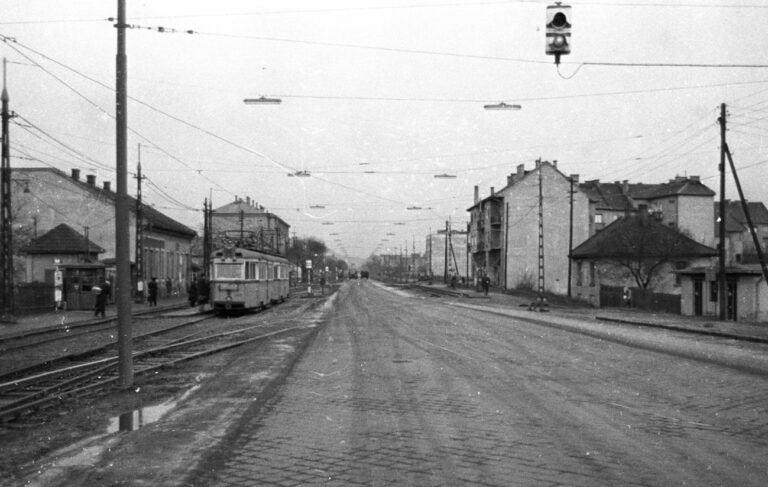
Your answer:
59;263;107;310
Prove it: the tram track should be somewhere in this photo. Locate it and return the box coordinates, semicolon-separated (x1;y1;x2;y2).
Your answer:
0;297;326;423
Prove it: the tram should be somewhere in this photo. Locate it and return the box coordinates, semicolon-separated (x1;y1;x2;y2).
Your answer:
210;246;291;313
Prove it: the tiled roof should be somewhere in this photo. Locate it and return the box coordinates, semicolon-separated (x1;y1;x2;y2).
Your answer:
571;213;718;260
17;167;196;238
630;177;715;199
578;177;715;212
23;223;105;255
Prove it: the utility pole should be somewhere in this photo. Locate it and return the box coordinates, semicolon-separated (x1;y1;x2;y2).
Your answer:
115;0;133;388
718;103;727;320
567;174;577;298
504;203;509;290
134;149;145;303
202;198;210;278
444;220;449;283
1;58;14;322
530;158;549;312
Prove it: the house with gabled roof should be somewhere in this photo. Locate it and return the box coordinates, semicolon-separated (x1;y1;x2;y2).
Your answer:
11;167;197;295
22;223;105;282
571;208;718;307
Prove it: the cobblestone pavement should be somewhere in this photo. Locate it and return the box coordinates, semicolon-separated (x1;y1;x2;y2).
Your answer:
194;281;768;486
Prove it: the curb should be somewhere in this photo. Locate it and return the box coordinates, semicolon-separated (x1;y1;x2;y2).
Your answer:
595;316;768;344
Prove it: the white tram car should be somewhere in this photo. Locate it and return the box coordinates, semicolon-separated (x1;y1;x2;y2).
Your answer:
210;247;290;313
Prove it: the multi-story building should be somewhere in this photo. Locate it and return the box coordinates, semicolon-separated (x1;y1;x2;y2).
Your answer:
468;161;590;294
580;176;715;245
211;197;290;255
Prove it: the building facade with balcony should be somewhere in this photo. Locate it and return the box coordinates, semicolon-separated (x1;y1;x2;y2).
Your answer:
468;161;590;294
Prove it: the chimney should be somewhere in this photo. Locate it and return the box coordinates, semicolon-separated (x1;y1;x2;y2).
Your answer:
507;174;515;186
103;181;111;192
638;204;649;224
622;180;629;194
517;163;525;178
490;187;495;196
570;174;579;184
86;174;96;186
690;175;700;182
552;160;557;168
474;185;479;204
71;168;80;181
246;196;251;206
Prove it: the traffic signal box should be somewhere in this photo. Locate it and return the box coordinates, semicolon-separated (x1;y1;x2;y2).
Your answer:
546;3;571;65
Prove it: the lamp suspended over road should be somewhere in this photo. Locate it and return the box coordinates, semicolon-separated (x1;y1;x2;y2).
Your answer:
406;206;422;210
433;173;456;179
288;170;311;177
483;102;522;111
243;96;282;105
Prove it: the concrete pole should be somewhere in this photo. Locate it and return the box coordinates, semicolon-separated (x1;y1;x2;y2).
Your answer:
718;103;727;321
115;0;133;387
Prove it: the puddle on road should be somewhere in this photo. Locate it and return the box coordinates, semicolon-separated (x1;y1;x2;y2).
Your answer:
107;384;201;433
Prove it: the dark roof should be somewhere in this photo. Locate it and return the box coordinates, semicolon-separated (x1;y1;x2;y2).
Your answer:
630;177;715;199
571;213;718;260
579;180;634;211
578;177;715;212
23;223;105;255
714;200;768;236
16;167;196;238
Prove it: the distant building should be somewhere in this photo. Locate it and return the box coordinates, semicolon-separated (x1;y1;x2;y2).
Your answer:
425;227;468;281
211;197;290;255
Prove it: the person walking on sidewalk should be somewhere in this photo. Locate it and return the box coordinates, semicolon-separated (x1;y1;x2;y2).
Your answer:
148;277;158;306
188;276;198;307
482;273;490;296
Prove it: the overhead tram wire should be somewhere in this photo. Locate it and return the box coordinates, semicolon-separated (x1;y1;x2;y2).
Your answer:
1;34;240;197
2;33;302;178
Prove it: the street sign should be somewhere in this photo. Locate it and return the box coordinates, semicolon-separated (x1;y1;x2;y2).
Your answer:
306;260;313;269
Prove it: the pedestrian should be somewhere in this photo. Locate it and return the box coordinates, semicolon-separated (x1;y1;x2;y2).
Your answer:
165;277;172;297
94;280;107;317
483;274;490;296
450;273;457;289
148;277;158;306
197;275;209;306
188;276;198;307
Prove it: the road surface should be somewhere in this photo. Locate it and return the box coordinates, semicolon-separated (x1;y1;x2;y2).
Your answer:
197;280;768;486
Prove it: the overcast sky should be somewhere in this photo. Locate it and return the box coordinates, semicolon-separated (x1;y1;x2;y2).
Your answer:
2;0;768;260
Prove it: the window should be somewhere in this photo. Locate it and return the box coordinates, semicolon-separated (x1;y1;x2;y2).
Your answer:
710;281;718;302
215;263;243;279
589;262;596;287
576;262;583;286
594;214;603;224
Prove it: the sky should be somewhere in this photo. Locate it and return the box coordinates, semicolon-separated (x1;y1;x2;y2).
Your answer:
2;0;768;262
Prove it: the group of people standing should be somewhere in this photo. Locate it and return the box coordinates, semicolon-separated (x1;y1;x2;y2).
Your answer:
95;275;211;316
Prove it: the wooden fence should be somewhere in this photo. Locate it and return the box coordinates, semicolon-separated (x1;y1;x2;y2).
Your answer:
600;285;680;314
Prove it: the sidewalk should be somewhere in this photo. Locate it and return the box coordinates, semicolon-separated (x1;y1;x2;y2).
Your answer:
0;295;193;340
415;281;768;343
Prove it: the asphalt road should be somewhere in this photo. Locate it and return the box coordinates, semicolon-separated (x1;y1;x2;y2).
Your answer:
200;280;768;486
